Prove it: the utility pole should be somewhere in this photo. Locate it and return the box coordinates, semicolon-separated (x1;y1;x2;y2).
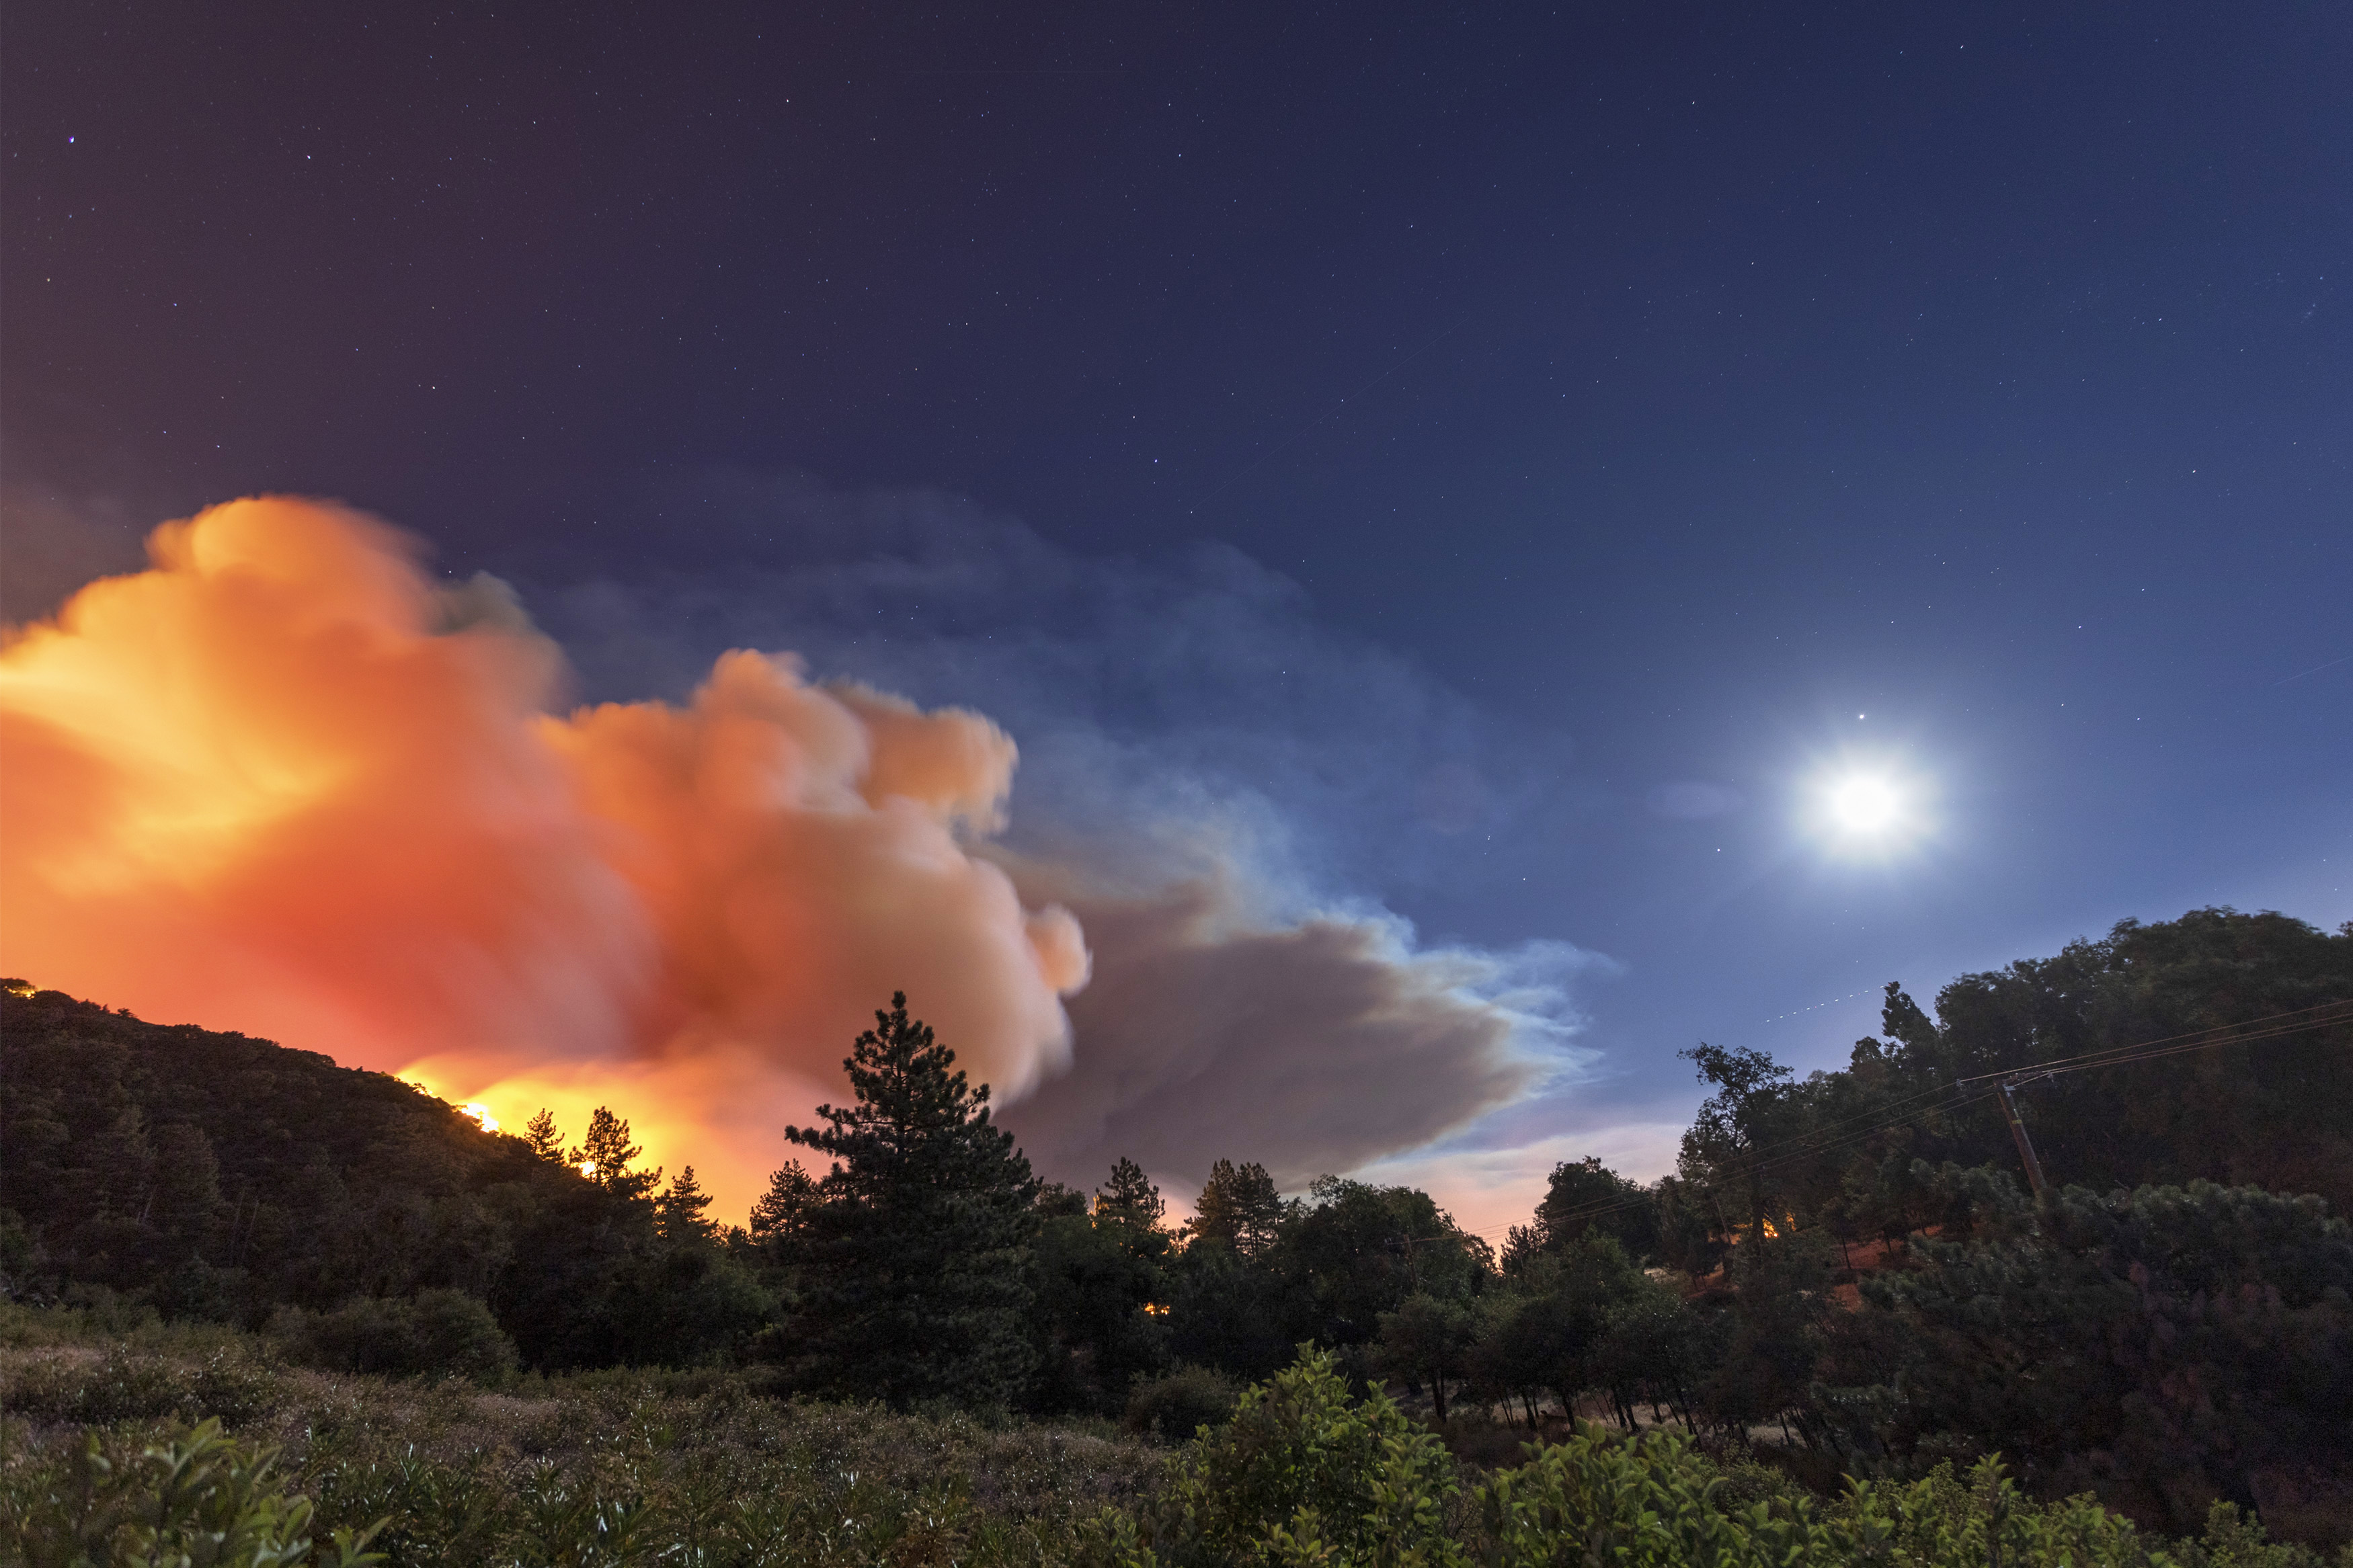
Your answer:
1993;1079;2050;1200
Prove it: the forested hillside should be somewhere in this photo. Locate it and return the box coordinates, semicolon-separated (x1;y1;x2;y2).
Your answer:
0;983;768;1368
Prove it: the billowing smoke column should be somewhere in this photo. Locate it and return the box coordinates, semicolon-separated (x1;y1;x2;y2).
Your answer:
0;497;1088;1213
3;495;1551;1220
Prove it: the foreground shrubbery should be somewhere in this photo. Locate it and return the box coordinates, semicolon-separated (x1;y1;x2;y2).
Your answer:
1;1305;1166;1565
15;1419;384;1568
7;1314;2347;1567
1088;1349;2350;1568
1121;1364;1241;1442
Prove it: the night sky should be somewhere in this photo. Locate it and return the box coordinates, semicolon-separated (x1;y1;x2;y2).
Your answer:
6;3;2348;1208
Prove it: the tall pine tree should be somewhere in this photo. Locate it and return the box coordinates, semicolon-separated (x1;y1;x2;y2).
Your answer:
655;1165;717;1243
779;993;1039;1409
750;1159;821;1251
1094;1157;1166;1231
1189;1159;1290;1258
523;1108;566;1163
569;1106;662;1200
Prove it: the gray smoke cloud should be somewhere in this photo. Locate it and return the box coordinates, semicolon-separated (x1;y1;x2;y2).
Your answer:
530;469;1607;1192
1002;870;1607;1190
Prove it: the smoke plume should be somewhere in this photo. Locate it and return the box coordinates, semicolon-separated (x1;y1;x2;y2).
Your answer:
998;869;1530;1191
1;497;1086;1211
1;495;1552;1219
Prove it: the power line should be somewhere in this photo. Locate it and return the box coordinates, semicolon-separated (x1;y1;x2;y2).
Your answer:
1749;1088;1991;1180
1955;997;2353;1085
2009;1018;2350;1083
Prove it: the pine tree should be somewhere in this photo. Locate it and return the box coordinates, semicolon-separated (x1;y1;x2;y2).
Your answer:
781;992;1040;1409
750;1159;821;1246
1190;1159;1289;1258
1095;1156;1166;1231
524;1108;565;1164
149;1122;226;1262
569;1106;661;1199
655;1165;717;1244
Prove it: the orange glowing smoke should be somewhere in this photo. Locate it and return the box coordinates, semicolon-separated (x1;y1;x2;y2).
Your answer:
0;497;1088;1218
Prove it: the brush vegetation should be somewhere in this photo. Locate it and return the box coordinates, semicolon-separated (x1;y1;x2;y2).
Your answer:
1;1307;2343;1567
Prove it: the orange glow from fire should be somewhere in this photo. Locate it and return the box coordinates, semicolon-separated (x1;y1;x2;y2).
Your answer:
397;1049;815;1211
1;497;1090;1224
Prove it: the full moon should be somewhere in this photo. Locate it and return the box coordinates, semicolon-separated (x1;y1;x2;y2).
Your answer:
1804;761;1935;859
1831;776;1899;832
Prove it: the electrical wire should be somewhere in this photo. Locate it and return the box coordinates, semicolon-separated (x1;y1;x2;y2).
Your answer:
1954;997;2353;1085
2013;1021;2347;1082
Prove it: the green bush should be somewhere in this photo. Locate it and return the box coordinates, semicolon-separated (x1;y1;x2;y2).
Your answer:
267;1290;518;1384
1081;1348;2353;1567
1822;1178;2353;1538
1123;1364;1242;1442
1098;1346;1460;1566
3;1417;383;1568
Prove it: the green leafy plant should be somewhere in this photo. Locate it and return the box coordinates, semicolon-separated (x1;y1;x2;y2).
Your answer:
1096;1346;1461;1567
6;1417;384;1568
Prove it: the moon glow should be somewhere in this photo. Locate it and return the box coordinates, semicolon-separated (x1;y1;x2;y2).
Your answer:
1831;777;1899;833
1802;759;1935;860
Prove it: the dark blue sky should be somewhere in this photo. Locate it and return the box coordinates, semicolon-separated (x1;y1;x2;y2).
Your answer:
5;2;2348;1190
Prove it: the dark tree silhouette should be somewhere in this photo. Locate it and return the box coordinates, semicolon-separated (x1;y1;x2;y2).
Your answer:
655;1165;717;1243
1189;1159;1291;1259
1095;1156;1166;1231
750;1158;820;1249
777;992;1040;1409
569;1106;661;1200
524;1108;566;1163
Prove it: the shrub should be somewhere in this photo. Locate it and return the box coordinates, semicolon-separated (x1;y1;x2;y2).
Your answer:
1103;1346;1460;1566
2;1417;384;1568
1080;1350;2350;1568
1123;1364;1241;1443
268;1290;518;1384
11;1307;2345;1567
